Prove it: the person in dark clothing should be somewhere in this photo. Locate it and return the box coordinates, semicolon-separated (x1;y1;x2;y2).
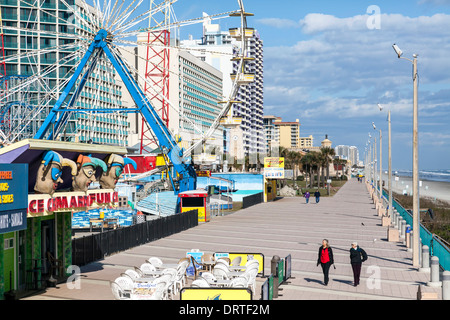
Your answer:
350;242;368;286
314;189;321;203
317;239;334;286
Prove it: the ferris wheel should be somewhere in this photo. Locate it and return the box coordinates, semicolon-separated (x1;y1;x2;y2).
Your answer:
0;0;254;160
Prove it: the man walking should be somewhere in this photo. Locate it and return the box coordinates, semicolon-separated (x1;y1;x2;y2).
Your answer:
314;189;321;203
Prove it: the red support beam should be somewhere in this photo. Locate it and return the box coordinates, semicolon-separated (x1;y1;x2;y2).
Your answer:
140;30;170;154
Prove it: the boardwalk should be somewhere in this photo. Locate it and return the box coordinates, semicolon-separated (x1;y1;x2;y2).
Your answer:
24;179;441;300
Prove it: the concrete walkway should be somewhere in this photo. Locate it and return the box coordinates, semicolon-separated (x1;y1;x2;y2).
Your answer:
23;179;441;300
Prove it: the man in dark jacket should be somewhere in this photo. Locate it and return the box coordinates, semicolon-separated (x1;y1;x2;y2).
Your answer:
350;242;367;286
314;189;321;203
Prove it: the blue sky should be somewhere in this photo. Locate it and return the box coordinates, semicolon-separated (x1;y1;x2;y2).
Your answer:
135;0;450;170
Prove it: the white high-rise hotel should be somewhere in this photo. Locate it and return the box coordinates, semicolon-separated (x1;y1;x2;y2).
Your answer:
0;0;128;145
180;13;265;157
335;145;360;167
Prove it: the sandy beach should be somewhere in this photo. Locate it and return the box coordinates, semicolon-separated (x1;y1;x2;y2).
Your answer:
379;172;450;204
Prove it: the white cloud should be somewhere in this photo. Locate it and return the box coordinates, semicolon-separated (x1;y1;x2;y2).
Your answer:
261;11;450;167
299;13;368;34
263;12;450;120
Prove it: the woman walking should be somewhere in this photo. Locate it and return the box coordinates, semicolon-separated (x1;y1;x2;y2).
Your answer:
350;242;368;286
317;239;334;286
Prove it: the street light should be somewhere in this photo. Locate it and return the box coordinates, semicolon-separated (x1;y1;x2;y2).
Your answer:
378;104;392;219
372;122;382;200
392;43;420;268
370;132;378;198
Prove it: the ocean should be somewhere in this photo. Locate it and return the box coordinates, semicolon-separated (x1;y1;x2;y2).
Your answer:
393;169;450;183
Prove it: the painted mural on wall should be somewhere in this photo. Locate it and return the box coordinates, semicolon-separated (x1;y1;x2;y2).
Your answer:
73;154;107;192
29;151;137;215
100;154;137;189
34;151;77;196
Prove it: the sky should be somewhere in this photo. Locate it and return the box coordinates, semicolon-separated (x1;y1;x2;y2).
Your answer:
132;0;450;171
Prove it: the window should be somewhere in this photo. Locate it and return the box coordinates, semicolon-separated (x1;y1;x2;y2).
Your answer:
4;238;14;250
182;197;204;208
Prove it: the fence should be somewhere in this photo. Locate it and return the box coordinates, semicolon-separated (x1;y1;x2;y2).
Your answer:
72;210;198;267
261;254;292;300
381;188;450;271
242;192;264;209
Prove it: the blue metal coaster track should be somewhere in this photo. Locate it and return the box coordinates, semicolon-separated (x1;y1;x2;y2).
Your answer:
33;29;196;194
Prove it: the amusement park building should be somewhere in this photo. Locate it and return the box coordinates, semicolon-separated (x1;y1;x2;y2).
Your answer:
0;0;129;146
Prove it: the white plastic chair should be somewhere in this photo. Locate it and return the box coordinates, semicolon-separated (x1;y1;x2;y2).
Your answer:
134;266;145;277
111;281;130;300
175;261;189;291
150;282;166;300
199;272;217;285
161;268;178;298
148;257;163;268
191;278;210;288
216;258;230;267
243;268;258;292
231;256;242;267
215;259;232;272
212;264;230;280
140;263;157;275
123;269;140;280
152;274;172;300
114;276;134;293
230;276;247;288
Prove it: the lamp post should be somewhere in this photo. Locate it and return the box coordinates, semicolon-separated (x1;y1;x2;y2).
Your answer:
372;122;382;200
378;104;393;218
393;43;420;268
373;134;377;199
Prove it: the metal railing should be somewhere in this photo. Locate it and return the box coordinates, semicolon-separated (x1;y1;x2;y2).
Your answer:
381;188;450;271
242;192;264;209
72;209;198;267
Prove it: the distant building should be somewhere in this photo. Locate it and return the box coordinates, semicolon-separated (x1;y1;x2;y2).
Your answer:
180;14;265;157
1;0;128;146
263;116;301;150
299;135;314;148
335;145;359;166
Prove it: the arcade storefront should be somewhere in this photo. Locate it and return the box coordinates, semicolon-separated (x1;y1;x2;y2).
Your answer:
0;139;135;299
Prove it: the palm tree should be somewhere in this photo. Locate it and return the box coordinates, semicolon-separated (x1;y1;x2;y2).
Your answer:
278;147;303;181
289;150;302;181
301;152;320;188
320;146;336;181
301;153;313;187
317;152;327;188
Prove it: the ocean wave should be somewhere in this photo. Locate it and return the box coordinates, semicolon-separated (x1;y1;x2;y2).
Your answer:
393;169;450;183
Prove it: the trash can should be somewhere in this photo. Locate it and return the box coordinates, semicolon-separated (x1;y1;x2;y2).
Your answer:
271;255;280;298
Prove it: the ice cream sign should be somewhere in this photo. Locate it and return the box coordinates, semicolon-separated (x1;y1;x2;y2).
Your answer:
28;190;119;216
0;164;28;234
